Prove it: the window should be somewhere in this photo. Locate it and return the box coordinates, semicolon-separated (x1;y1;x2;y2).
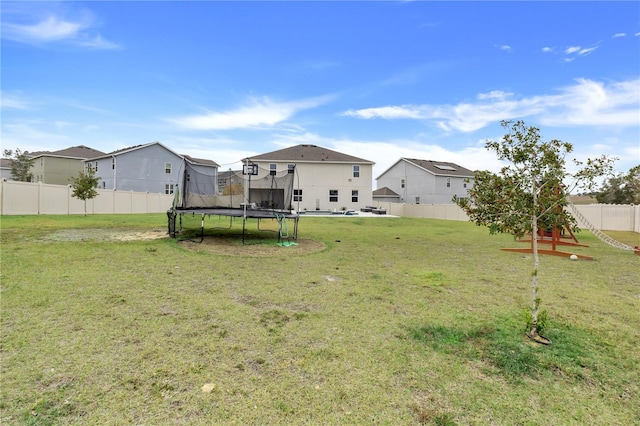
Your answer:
112;158;115;169
165;163;172;174
401;179;405;188
218;178;227;186
94;161;98;172
463;183;467;188
165;184;174;194
288;164;296;171
353;165;360;178
446;177;451;188
294;189;303;202
329;189;338;202
186;173;191;182
102;182;106;189
415;197;420;204
352;190;358;203
270;163;277;175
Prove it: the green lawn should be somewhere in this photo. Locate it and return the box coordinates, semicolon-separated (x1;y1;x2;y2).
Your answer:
1;214;638;425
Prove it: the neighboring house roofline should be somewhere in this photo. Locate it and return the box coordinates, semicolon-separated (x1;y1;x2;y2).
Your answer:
28;145;106;160
373;186;399;196
182;154;219;168
245;144;375;165
376;157;474;179
88;141;181;161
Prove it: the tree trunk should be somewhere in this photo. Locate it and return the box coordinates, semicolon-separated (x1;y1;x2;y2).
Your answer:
530;180;540;339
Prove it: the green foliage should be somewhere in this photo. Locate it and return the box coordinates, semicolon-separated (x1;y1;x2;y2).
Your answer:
3;148;35;182
595;164;640;204
454;120;615;338
70;166;100;215
524;308;548;335
454;120;614;239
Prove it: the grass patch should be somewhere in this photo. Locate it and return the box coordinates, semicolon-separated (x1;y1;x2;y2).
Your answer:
1;214;638;424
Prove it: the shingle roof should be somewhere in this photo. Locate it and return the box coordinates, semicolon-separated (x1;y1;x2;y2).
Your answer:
182;155;219;168
373;187;399;196
247;144;374;164
30;145;106;160
378;158;474;178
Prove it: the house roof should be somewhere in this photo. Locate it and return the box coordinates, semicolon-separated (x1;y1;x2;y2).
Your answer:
247;144;374;164
182;155;219;168
88;142;218;167
29;145;106;160
377;157;474;179
373;186;399;196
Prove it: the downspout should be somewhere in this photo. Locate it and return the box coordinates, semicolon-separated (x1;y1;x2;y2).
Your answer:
112;155;117;190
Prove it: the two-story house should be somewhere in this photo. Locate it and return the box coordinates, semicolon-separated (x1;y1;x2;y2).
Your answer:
88;142;218;194
246;144;375;212
29;145;106;185
376;158;474;204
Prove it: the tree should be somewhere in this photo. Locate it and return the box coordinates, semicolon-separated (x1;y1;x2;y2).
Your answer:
595;165;640;204
3;148;35;182
70;166;100;216
454;120;614;343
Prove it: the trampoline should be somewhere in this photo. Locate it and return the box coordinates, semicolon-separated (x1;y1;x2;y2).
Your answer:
167;160;299;244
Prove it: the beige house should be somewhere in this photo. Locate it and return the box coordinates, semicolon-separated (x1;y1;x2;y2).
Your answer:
246;144;375;212
29;145;106;185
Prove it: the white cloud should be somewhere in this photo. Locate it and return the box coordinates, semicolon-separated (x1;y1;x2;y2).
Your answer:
341;78;640;132
577;46;598;56
542;47;553;53
1;9;120;49
342;105;423;120
1;93;31;110
612;33;626;38
3;15;85;42
499;45;512;52
565;46;581;54
170;95;333;131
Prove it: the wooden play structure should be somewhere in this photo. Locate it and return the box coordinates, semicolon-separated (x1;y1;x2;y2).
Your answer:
501;222;593;260
501;200;640;259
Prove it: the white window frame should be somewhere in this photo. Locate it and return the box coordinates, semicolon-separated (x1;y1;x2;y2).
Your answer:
353;165;360;178
165;163;172;174
329;189;338;203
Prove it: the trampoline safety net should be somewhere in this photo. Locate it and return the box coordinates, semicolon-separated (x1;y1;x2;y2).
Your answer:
173;162;296;212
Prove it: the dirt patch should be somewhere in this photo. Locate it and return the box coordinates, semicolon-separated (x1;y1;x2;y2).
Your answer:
178;236;326;257
41;229;168;242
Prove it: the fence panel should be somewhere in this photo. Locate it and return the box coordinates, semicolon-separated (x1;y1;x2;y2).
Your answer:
1;180;174;215
374;200;638;233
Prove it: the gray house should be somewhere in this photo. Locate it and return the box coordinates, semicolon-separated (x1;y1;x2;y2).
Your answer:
88;142;218;194
376;158;474;204
1;158;13;181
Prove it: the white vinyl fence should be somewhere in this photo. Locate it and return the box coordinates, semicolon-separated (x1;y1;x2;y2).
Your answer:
375;201;640;233
1;180;638;233
0;180;174;215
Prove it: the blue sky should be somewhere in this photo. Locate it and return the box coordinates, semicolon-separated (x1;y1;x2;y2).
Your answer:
2;1;639;186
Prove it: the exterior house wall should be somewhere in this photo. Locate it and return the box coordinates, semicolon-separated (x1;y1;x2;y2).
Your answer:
94;144;184;194
31;157;86;185
255;161;373;212
377;160;473;204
